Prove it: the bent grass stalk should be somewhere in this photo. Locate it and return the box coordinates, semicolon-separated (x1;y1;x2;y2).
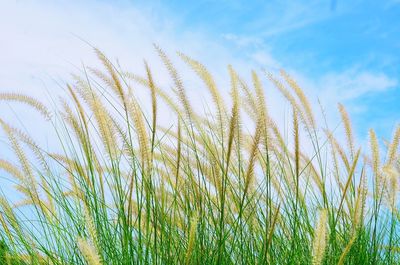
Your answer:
0;47;399;264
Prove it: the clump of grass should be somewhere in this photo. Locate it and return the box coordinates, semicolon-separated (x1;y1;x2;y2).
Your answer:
0;47;399;264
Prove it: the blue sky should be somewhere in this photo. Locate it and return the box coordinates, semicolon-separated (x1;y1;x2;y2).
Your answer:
147;0;399;73
0;0;399;143
137;0;400;138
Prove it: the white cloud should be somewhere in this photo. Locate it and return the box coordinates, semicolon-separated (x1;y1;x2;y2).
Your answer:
282;67;397;116
320;70;397;100
222;33;264;48
0;0;399;202
0;0;397;151
0;0;266;150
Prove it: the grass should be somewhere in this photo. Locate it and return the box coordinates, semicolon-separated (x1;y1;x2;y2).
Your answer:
0;46;399;264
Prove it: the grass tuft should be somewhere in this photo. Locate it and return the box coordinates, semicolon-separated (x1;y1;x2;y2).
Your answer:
0;48;399;264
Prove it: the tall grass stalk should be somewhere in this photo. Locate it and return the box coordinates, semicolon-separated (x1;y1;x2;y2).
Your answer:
0;48;399;264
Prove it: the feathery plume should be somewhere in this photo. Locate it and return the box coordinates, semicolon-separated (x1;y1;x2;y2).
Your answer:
0;198;19;232
353;169;366;228
253;71;270;146
124;72;181;114
0;159;25;183
244;117;262;197
312;209;328;265
94;48;127;107
0;212;13;244
0;119;39;204
238;76;258;122
88;90;118;157
267;73;310;130
144;60;157;152
325;129;351;172
179;52;226;125
154;44;193;120
77;237;102;265
0;93;52;120
383;165;399;210
67;84;88;130
226;65;240;169
281;70;315;129
337;149;361;217
293;108;300;180
185;212;198;265
369;129;381;196
338;103;355;158
83;205;101;260
387;125;400;165
127;95;150;170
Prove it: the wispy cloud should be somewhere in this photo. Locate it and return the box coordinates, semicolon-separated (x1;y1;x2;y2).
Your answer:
0;0;398;143
320;70;397;100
